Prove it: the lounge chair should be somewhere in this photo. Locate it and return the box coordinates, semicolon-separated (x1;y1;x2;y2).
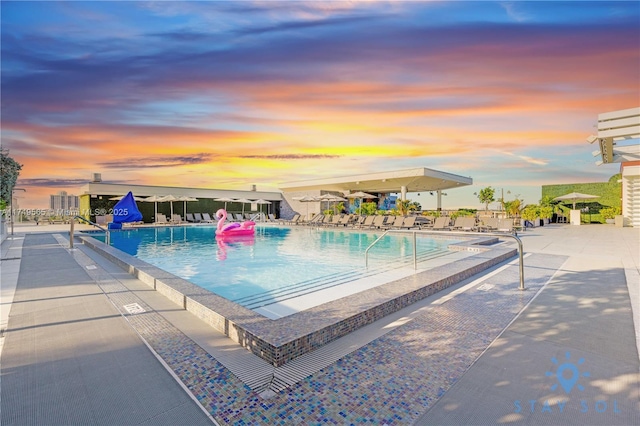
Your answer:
452;217;467;230
358;215;376;229
400;216;418;229
336;214;352;226
234;213;245;222
480;217;499;232
371;215;387;229
319;215;333;226
388;216;405;229
171;214;182;224
285;214;300;225
201;213;215;223
185;213;196;223
306;214;323;225
155;213;168;224
460;217;476;231
268;213;277;222
432;216;451;230
497;218;514;233
192;213;204;223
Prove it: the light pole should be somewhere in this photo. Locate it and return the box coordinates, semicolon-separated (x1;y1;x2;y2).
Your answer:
10;188;26;236
499;188;511;212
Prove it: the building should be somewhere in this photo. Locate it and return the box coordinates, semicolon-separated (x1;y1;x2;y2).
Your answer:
588;107;640;227
77;167;472;223
77;182;282;223
50;191;79;211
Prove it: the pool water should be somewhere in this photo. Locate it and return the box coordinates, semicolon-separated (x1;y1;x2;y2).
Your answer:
101;226;460;309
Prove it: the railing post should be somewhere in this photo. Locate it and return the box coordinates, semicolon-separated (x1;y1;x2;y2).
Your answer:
69;219;74;249
364;229;525;291
413;231;417;270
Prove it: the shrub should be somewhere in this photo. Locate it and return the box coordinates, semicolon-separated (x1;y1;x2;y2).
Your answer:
357;202;378;215
600;206;621;220
521;205;540;222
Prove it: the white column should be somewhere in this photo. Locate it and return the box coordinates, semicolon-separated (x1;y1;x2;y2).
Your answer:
401;186;407;201
437;190;442;211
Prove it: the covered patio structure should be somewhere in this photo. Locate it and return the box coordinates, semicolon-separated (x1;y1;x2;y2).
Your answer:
280;167;472;218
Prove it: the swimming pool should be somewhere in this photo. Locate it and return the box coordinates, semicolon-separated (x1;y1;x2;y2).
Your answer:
84;225;517;365
102;225;465;317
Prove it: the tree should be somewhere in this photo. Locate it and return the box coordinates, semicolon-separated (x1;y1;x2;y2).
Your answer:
1;148;23;206
477;187;495;211
503;197;522;218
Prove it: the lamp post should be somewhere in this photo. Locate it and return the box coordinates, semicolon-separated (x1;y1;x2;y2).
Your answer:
10;188;26;236
499;188;511;212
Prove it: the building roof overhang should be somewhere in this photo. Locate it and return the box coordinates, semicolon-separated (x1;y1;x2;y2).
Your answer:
588;107;640;165
279;167;472;194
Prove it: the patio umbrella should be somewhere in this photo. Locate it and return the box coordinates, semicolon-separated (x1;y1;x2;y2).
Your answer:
157;195;179;218
176;196;198;216
214;197;236;211
142;195;164;220
109;194;145;201
318;194;347;214
293;195;320;220
346;191;377;213
235;198;253;215
553;192;600;210
254;199;272;217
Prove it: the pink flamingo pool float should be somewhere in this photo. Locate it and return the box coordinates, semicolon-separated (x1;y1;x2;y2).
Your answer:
215;209;255;237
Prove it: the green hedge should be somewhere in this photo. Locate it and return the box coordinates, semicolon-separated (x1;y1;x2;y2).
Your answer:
541;174;621;212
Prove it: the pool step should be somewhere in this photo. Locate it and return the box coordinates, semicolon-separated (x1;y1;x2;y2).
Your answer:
234;248;445;306
238;249;453;309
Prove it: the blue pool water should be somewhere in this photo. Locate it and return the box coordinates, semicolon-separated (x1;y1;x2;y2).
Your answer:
100;226;460;307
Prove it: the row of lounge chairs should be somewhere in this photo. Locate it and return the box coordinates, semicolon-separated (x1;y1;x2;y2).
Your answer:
280;213;520;233
282;213;419;230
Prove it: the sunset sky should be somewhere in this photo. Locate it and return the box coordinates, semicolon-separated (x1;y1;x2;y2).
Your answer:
2;1;639;209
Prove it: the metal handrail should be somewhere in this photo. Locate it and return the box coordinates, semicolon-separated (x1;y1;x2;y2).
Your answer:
70;215;109;248
364;229;525;290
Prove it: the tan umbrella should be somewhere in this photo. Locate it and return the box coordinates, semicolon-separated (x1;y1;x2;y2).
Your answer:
553;192;600;210
109;194;145;201
235;198;253;215
214;197;236;211
254;199;272;216
142;195;164;219
293;195;320;220
157;195;179;218
318;194;347;214
176;196;198;216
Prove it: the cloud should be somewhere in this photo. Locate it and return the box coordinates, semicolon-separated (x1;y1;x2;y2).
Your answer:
97;153;214;169
237;154;340;160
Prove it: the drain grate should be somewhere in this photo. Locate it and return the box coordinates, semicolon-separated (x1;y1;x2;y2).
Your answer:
123;303;146;314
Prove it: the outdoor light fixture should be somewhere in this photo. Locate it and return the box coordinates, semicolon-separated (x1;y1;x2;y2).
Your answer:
586;134;598;144
595;160;604;166
592;150;601;157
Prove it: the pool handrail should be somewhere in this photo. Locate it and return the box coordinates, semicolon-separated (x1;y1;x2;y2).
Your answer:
70;215;110;248
364;229;525;291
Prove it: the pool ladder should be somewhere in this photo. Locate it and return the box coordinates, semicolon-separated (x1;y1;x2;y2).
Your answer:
364;229;525;291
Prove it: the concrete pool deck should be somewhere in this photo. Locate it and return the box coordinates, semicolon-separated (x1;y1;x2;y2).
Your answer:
1;222;638;425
